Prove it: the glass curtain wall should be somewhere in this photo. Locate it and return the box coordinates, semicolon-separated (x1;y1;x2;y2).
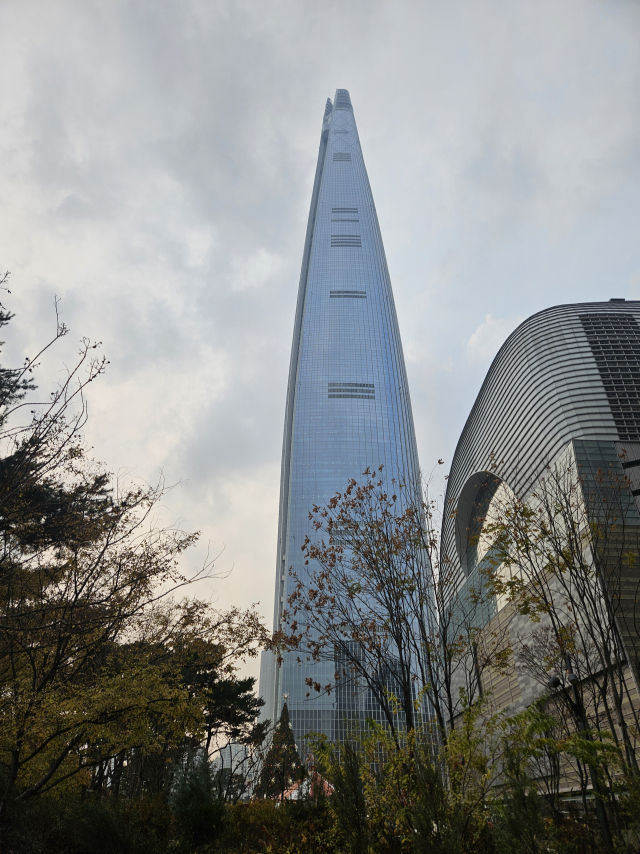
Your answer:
260;89;421;743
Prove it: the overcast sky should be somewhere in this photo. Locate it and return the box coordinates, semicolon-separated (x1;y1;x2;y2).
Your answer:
1;0;640;679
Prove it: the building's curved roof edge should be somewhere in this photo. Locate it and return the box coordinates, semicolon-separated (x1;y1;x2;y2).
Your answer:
443;299;640;519
448;301;639;468
492;300;640;366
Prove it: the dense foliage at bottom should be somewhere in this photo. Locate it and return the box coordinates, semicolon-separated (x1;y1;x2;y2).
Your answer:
2;782;637;854
5;711;640;854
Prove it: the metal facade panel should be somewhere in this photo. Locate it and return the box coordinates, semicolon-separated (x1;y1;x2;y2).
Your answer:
442;301;640;582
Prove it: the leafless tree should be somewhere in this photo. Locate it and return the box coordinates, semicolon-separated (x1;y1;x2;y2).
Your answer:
477;447;640;849
273;466;510;749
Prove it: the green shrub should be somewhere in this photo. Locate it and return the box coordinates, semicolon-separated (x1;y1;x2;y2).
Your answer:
5;792;172;854
171;751;225;850
219;799;332;854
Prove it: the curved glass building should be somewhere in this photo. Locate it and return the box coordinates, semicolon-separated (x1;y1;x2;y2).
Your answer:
260;89;420;741
442;299;640;712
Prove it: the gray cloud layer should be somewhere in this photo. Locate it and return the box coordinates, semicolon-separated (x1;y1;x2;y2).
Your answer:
1;0;639;677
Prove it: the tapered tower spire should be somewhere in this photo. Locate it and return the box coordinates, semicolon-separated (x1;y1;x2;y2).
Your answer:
260;90;420;741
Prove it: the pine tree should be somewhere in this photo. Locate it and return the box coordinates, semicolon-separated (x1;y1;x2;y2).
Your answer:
255;703;305;800
171;750;224;847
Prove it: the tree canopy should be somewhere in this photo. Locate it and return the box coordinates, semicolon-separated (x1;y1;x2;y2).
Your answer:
0;289;269;837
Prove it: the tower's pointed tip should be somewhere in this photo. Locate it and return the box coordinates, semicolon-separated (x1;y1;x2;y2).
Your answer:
334;89;353;112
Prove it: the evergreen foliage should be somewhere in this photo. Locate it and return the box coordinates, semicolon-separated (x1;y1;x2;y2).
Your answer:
254;703;305;800
0;283;36;425
170;751;224;850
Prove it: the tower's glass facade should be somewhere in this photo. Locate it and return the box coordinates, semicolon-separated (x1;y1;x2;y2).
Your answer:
260;89;421;741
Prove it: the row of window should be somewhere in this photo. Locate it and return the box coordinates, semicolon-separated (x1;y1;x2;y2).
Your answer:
581;313;640;441
328;381;375;401
331;235;362;247
328;393;376;400
328;382;374;388
334;92;353;111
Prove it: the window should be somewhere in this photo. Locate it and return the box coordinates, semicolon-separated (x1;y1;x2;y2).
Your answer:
580;312;640;441
328;382;375;400
334;91;353;111
331;235;361;248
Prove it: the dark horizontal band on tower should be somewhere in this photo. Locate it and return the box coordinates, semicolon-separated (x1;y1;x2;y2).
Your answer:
330;290;366;298
328;381;374;399
331;235;362;247
328;394;375;399
334;90;353;111
333;153;351;161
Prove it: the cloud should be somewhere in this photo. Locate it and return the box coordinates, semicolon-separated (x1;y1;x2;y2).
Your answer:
0;0;639;678
466;314;525;364
230;248;287;293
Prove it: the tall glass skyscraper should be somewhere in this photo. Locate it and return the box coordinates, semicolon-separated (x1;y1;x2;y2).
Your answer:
260;89;421;741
